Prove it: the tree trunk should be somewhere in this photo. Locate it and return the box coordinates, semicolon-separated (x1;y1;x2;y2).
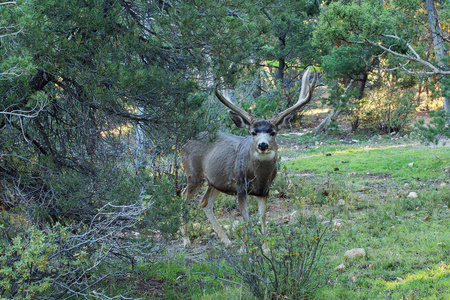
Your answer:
277;35;286;84
135;106;148;174
424;0;449;112
357;72;368;100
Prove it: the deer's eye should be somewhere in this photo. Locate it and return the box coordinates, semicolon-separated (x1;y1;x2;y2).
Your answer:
251;131;257;136
270;131;276;137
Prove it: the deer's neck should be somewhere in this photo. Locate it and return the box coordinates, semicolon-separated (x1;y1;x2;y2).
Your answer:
234;138;277;197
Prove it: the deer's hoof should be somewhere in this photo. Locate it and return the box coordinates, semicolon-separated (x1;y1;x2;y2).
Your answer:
183;238;191;249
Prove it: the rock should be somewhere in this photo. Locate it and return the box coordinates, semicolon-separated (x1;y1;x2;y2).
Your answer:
335;263;346;272
408;162;415;167
282;214;290;224
407;192;418;198
344;248;366;260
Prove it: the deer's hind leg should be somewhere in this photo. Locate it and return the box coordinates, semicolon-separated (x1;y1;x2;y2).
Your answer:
202;186;232;247
181;176;203;248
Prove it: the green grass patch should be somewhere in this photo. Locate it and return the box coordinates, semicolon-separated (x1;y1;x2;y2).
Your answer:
136;254;253;299
283;145;449;181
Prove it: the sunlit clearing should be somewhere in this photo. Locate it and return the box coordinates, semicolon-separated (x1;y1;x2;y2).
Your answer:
334;144;412;155
379;262;450;289
100;124;133;138
303;108;330;115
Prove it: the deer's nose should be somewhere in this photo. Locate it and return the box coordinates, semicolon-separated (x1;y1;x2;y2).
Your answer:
258;142;269;151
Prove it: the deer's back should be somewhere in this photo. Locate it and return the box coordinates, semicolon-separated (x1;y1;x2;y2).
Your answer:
181;132;243;194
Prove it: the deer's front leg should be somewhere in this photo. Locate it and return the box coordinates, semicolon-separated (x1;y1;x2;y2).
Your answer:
258;196;269;254
237;193;250;222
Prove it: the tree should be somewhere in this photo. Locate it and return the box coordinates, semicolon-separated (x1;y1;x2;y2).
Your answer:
316;0;449;113
0;1;214;296
424;0;449;111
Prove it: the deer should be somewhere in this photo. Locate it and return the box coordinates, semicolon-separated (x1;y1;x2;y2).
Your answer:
180;67;318;249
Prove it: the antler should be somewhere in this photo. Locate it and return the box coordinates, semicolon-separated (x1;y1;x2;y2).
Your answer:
215;89;256;124
270;67;318;125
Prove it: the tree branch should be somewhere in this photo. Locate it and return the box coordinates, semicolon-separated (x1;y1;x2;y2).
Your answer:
364;36;450;75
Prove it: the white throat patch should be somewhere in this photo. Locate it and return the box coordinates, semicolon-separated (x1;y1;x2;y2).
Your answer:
254;150;276;161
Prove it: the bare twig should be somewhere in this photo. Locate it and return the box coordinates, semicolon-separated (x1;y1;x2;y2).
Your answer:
364;36;450;75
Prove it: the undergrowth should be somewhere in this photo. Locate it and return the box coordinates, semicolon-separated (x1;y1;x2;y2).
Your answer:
101;136;449;299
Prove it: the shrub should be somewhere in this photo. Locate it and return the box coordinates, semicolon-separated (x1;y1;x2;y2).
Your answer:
210;214;332;299
0;224;58;298
0;189;173;299
359;88;416;134
415;109;450;144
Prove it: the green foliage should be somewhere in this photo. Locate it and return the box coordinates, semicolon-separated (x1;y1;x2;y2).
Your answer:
314;0;446;136
144;175;185;238
211;214;331;300
0;224;59;298
0;194;156;299
415;109;450;144
315;1;423;47
321;45;369;80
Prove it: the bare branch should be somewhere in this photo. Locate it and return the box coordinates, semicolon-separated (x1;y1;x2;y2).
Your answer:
0;1;17;6
0;66;23;79
364;37;450;75
1;98;48;118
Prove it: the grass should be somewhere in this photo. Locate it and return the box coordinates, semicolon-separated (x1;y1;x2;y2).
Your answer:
283;143;449;181
130;134;450;299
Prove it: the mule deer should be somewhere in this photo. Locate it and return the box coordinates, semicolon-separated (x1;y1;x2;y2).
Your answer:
181;67;318;248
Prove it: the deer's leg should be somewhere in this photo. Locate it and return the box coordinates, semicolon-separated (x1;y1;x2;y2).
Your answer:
237;193;250;222
257;196;269;254
181;180;202;248
202;186;232;247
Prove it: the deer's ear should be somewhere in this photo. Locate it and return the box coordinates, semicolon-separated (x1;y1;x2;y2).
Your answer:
229;111;251;130
274;113;293;130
